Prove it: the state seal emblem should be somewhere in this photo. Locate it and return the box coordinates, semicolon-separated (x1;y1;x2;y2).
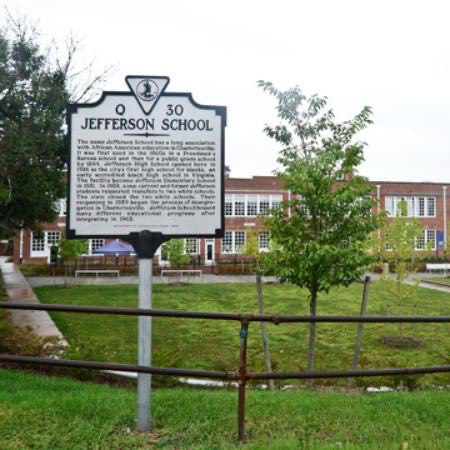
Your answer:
136;79;159;102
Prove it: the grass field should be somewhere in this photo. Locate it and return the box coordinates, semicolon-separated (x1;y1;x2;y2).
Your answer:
34;281;450;388
0;369;448;449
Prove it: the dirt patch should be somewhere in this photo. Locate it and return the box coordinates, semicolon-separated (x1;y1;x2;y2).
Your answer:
380;335;422;349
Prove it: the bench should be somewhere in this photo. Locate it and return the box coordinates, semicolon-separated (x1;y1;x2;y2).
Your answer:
426;263;450;274
75;269;120;278
160;269;202;284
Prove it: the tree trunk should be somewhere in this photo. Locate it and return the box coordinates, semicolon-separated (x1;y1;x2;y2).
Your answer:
306;290;317;389
256;274;275;390
396;273;403;337
64;264;68;288
348;276;370;388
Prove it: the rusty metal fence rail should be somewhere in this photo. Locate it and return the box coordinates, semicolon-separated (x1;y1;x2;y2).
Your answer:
0;301;449;441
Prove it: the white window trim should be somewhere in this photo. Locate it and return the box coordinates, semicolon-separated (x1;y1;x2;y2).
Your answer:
385;229;437;251
86;239;105;255
415;229;436;251
385;196;436;218
30;232;46;256
184;238;199;255
222;231;234;254
258;232;270;252
225;194;283;217
30;231;61;262
222;230;246;254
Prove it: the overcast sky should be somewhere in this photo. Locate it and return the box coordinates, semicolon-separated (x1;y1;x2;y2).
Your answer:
6;0;450;182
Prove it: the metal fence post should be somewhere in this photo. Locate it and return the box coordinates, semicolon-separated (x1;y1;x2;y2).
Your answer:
348;275;370;388
238;319;249;442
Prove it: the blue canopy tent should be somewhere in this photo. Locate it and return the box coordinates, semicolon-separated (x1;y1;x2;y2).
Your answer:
93;240;135;267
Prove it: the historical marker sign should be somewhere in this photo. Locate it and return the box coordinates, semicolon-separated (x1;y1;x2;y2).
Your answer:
67;76;226;239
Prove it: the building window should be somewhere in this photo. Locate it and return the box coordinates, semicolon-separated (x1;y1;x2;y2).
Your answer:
160;244;169;262
234;195;245;216
225;195;233;216
271;195;282;211
406;197;415;216
415;230;436;250
426;230;436;250
385;196;436;218
90;239;105;254
385;197;395;216
259;232;269;251
235;231;245;251
415;232;425;250
225;194;284;217
222;231;233;253
246;196;258;216
185;238;198;254
259;196;270;215
222;231;246;254
427;197;435;217
31;233;45;252
31;231;61;256
47;231;61;247
418;197;425;216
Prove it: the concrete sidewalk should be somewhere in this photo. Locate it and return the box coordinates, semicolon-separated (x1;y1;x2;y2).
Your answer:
0;257;67;344
26;272;450;295
27;273;277;287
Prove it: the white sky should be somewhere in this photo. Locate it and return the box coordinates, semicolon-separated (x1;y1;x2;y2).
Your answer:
5;0;450;182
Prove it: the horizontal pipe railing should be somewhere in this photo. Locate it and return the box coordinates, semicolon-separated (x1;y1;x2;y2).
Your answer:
1;302;449;323
247;365;450;380
0;355;449;381
1;299;449;442
0;355;237;379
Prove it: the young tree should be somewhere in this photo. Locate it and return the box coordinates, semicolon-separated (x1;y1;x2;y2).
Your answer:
163;239;191;267
59;238;88;287
239;229;275;390
0;12;108;239
259;81;383;385
380;199;422;337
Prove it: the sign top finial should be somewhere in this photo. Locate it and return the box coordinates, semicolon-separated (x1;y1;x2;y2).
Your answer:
125;75;170;115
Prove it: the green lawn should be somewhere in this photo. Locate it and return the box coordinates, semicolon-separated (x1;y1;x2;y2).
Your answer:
0;369;448;449
35;281;450;388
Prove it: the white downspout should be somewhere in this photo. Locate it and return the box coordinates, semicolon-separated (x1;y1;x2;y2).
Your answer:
376;184;381;239
19;228;23;262
443;186;447;252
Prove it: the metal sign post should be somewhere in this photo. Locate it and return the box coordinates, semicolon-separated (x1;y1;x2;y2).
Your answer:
66;76;226;432
125;231;168;432
137;256;151;431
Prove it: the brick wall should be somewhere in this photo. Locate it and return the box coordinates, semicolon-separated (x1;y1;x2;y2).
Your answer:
12;177;450;265
371;181;449;257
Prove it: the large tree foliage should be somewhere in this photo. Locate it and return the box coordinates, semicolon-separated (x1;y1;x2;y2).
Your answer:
259;81;383;381
0;13;107;239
